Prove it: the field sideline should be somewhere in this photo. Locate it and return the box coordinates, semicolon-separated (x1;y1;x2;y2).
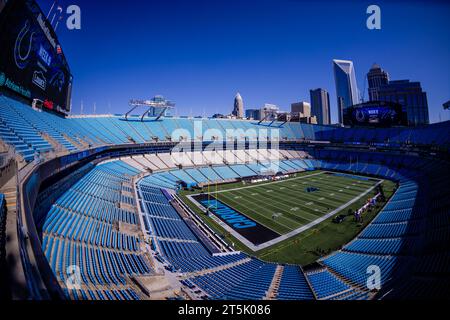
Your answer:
180;170;396;265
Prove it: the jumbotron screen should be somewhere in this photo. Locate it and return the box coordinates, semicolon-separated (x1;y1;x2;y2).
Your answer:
343;102;407;127
0;0;72;113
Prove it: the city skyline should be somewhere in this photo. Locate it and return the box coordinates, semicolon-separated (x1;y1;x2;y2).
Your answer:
36;0;450;124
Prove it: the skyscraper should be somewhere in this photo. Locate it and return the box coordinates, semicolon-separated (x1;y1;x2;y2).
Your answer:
232;93;244;119
291;102;311;117
290;102;317;124
310;88;331;125
367;64;389;101
245;109;261;120
333;59;359;124
378;80;429;126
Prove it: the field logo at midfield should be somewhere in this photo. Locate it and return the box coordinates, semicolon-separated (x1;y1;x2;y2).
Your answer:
200;199;256;229
170;120;281;172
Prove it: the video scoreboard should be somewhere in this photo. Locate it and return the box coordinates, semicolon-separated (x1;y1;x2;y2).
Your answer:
344;101;407;127
0;0;72;114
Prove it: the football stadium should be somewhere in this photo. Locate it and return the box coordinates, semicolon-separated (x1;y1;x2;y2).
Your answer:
1;0;450;304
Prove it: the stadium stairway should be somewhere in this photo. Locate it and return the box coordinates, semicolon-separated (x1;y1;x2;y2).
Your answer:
0;175;29;299
265;265;284;300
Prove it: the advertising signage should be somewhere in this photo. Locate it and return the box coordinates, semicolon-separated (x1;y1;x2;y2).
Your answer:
0;0;72;114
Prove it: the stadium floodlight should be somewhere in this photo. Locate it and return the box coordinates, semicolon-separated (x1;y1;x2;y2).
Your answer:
258;109;279;125
125;95;175;121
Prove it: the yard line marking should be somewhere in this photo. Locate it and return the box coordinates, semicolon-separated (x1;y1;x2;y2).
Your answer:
199;171;326;194
240;191;339;220
232;179;385;252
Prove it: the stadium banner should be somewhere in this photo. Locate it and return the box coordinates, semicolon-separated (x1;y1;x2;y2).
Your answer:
0;0;72;113
343;101;407;127
192;194;280;245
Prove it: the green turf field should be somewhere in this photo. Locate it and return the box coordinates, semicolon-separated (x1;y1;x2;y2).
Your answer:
180;170;395;265
197;170;381;235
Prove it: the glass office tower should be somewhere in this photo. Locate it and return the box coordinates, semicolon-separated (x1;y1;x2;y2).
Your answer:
378;80;429;126
333;59;359;124
310;88;331;125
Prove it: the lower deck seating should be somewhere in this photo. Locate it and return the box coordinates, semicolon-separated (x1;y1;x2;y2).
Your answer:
190;259;276;300
135;153;448;300
30;140;449;300
321;251;401;288
41;160;153;300
306;269;351;299
277;266;314;300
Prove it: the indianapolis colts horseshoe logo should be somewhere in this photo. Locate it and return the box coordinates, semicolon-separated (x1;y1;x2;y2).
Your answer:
14;20;36;70
355;109;366;122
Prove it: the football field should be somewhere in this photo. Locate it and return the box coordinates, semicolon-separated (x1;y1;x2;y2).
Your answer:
197;171;382;236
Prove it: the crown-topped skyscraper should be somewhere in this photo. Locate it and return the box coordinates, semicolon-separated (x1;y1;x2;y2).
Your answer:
367;63;389;101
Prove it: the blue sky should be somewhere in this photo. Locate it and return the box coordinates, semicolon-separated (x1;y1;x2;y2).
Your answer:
37;0;450;123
